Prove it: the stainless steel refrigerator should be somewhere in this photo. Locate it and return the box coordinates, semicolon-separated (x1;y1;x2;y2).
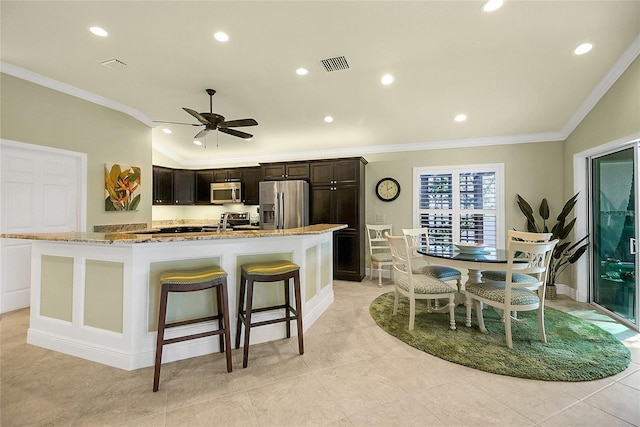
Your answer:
259;180;309;229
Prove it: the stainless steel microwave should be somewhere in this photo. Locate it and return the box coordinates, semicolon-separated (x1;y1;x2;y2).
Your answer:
210;182;242;204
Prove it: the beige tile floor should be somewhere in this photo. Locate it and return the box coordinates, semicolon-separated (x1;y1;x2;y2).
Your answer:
1;278;639;426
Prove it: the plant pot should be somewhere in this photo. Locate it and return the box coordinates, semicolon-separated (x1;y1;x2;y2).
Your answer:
545;285;557;300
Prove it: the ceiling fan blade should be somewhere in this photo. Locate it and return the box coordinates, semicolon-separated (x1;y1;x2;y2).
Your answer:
153;120;201;127
194;128;209;139
183;107;210;125
218;127;253;139
220;118;258;128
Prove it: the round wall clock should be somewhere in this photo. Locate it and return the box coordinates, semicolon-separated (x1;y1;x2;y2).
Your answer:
375;177;401;202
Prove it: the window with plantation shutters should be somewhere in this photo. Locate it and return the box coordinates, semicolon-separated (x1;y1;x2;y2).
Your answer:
413;164;505;250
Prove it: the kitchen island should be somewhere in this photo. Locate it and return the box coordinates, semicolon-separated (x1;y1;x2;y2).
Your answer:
2;224;345;370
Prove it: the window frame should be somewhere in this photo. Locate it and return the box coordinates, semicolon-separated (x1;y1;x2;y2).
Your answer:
412;163;506;249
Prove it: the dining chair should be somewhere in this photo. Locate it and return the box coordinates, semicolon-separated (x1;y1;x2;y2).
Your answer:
385;232;457;330
402;228;462;291
366;224;394;286
480;230;553;287
465;237;558;348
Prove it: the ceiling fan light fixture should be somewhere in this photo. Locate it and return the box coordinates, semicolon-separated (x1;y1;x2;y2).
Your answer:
193;140;203;146
89;26;108;37
213;31;229;42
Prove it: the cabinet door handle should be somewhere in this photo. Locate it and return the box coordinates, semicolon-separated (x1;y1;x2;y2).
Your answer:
630;238;637;255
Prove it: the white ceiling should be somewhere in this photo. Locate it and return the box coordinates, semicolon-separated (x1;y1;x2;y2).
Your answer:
2;1;639;166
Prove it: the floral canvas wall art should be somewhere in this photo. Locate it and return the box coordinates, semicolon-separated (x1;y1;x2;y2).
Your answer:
105;164;141;211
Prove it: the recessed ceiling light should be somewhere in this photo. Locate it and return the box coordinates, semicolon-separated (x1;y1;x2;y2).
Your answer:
454;114;468;122
381;74;394;85
89;26;108;37
324;116;334;123
296;68;309;76
213;31;229;42
574;42;593;55
481;0;504;12
162;128;172;134
193;140;203;146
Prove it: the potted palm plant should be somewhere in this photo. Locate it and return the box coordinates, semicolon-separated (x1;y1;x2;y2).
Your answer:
516;193;590;299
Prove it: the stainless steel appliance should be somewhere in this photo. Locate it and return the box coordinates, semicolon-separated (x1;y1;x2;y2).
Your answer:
200;212;251;232
210;182;242;204
259;180;309;230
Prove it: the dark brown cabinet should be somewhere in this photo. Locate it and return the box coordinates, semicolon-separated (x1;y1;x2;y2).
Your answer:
262;162;310;180
152;166;174;205
213;168;242;182
241;167;262;205
173;169;195;205
195;170;213;204
310;157;366;281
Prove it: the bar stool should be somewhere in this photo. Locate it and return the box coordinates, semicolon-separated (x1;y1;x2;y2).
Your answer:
153;266;232;392
235;260;304;368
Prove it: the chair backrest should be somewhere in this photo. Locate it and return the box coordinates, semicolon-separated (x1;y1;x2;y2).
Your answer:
508;229;553;243
402;228;430;259
366;224;393;256
506;238;559;297
385;232;412;278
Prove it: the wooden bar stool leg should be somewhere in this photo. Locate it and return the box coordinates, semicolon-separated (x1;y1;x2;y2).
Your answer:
153;285;169;392
220;279;233;373
293;270;304;355
284;279;291;338
235;275;246;350
242;278;254;368
215;284;224;352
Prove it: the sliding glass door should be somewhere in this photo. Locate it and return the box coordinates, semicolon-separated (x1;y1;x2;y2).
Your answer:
591;146;638;329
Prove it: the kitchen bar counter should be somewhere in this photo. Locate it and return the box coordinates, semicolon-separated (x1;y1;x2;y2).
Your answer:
1;224;346;244
7;224;345;370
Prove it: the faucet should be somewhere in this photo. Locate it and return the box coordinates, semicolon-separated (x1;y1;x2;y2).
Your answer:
217;213;229;232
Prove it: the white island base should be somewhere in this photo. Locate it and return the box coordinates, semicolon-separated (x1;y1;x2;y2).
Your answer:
23;226;341;370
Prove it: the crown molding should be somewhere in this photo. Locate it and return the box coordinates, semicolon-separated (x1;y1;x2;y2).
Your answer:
0;61;155;128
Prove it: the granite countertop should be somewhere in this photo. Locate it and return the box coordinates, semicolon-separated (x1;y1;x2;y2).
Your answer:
1;224;347;245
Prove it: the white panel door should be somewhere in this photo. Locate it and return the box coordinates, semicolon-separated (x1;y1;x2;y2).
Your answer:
0;139;85;312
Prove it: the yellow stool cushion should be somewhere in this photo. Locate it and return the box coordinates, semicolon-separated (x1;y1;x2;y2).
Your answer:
241;260;300;276
160;266;227;285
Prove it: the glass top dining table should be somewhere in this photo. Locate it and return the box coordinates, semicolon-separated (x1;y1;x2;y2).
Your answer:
417;246;527;286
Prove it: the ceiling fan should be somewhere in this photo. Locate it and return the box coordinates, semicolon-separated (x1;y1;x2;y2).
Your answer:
156;89;258;140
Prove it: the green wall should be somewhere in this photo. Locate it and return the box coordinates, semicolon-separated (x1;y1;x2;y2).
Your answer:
363;141;564;244
0;74;152;230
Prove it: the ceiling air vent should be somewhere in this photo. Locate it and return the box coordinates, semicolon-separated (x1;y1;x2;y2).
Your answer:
320;56;350;72
101;58;127;69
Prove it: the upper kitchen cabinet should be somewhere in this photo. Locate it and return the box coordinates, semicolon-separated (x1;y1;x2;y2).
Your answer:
310;158;362;186
173;169;195;205
213;168;243;182
241;166;262;205
152;166;174;205
262;161;310;181
195;170;214;204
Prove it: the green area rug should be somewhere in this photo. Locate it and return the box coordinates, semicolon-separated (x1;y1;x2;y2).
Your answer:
370;292;631;381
